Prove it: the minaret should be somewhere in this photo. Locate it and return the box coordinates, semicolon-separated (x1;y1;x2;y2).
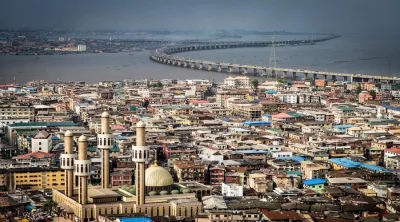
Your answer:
60;131;76;197
98;111;113;189
75;135;91;205
132;121;149;205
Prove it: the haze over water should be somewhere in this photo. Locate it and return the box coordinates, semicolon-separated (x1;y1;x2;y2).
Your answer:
1;32;400;84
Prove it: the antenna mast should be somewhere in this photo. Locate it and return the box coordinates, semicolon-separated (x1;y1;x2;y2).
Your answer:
269;35;277;79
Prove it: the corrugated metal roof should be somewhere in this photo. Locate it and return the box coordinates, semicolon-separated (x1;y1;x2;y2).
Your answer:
303;178;327;186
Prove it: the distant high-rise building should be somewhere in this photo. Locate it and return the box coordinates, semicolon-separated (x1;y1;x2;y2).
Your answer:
77;44;87;52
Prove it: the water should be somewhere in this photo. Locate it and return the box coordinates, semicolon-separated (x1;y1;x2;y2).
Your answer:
1;33;400;84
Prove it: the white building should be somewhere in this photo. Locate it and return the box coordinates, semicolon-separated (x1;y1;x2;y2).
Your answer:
199;147;224;163
277;93;298;104
77;44;87;52
221;183;243;197
224;76;251;88
31;130;53;153
272;151;293;159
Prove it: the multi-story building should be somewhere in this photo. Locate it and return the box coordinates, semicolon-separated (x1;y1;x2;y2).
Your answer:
110;170;133;186
10;168;65;190
231;103;262;119
209;166;225;185
277;93;298;104
216;91;247;107
224;76;251;88
0;104;34;126
31;130;53;153
162;143;197;158
11;151;55;168
327;177;368;190
174;161;207;183
221;183;243;197
300;161;329;180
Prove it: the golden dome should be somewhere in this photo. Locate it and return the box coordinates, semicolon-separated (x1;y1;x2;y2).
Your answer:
145;165;173;187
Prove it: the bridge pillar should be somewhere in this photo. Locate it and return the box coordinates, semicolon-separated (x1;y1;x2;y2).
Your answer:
343;76;348;82
254;68;258;75
271;70;276;77
292;72;297;79
242;68;248;74
262;69;267;76
332;75;336;81
199;63;203;70
217;65;222;72
208;64;212;71
183;62;188;68
323;75;327;80
167;60;171;64
228;66;233;73
282;71;287;78
190;62;195;69
313;73;318;79
304;73;309;80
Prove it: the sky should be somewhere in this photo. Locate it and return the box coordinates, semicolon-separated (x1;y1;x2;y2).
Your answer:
0;0;399;34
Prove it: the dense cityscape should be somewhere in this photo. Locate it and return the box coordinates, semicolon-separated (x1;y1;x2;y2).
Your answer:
1;1;400;222
1;74;400;222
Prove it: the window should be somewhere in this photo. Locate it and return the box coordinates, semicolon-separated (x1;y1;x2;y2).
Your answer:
39;142;42;145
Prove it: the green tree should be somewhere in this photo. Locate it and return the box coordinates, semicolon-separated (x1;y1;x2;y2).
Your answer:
356;84;362;94
277;79;285;84
369;90;377;100
150;82;163;88
155;82;163;88
251;79;259;89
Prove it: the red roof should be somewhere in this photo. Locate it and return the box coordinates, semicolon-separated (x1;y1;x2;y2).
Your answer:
260;210;302;220
190;100;209;105
272;113;294;119
385;148;400;154
13;151;54;159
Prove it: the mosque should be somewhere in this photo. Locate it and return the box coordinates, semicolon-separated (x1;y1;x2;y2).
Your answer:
53;112;205;221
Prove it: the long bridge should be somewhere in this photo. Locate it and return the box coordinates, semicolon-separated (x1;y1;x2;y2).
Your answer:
149;36;399;83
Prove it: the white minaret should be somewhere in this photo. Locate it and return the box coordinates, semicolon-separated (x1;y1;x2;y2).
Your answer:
75;135;91;205
98;111;113;189
60;131;76;197
132;121;149;205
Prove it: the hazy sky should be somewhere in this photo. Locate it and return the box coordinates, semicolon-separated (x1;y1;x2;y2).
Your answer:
1;0;399;34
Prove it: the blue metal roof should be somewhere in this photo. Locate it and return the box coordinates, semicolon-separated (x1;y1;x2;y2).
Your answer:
117;135;128;140
278;156;306;162
383;105;400;112
333;125;353;129
361;164;391;172
52;136;60;140
120;217;152;222
303;178;327;186
328;158;361;168
286;170;302;176
243;121;272;126
329;158;391;172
